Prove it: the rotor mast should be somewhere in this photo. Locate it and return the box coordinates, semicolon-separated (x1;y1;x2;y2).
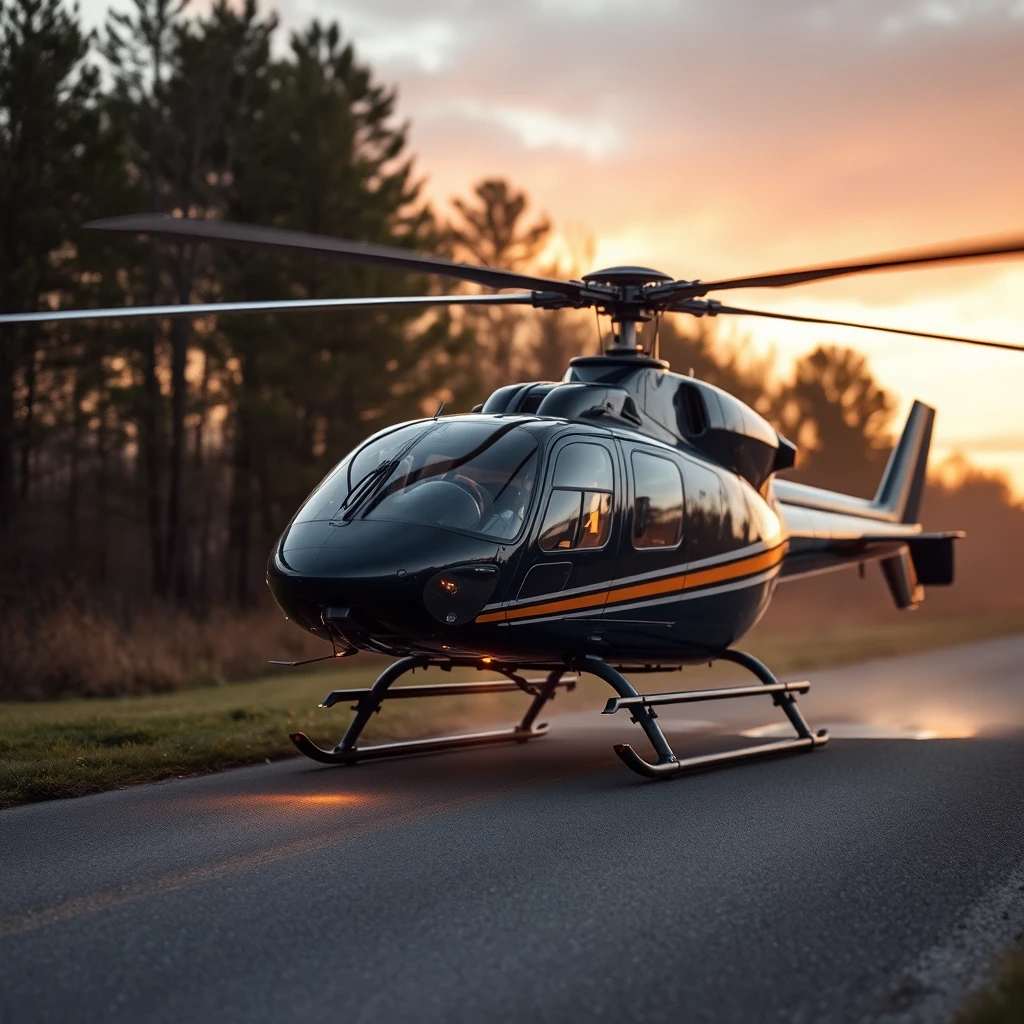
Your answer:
580;266;674;356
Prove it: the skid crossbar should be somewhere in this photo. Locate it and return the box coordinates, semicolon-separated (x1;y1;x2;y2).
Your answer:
290;657;575;766
320;679;554;708
585;649;828;779
603;680;810;714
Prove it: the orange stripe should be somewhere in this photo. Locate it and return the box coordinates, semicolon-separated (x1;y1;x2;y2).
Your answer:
475;543;787;625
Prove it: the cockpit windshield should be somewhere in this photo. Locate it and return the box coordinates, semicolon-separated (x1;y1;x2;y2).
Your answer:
364;420;539;539
294;422;430;525
295;420;540;540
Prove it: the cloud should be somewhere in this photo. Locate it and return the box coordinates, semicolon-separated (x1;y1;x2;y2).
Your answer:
81;0;1024;489
423;99;624;159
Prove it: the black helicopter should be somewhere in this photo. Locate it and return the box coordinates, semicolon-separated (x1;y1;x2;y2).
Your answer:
7;215;1023;779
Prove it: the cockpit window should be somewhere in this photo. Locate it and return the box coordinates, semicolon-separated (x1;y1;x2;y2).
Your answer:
361;420;540;539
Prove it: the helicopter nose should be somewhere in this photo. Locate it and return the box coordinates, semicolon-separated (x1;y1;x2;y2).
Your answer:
268;520;504;637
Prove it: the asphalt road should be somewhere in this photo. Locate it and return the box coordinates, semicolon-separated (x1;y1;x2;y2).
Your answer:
2;636;1024;1024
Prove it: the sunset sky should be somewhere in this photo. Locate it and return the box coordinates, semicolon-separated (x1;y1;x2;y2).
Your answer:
86;0;1024;492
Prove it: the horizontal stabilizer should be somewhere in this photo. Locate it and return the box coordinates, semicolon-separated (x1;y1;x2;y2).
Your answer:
907;534;959;585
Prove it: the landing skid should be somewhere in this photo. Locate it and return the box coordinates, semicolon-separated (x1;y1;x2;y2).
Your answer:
592;649;829;778
289;657;572;766
290;723;549;765
288;649;828;779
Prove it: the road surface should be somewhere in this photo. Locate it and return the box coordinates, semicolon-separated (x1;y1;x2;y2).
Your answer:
2;635;1023;1023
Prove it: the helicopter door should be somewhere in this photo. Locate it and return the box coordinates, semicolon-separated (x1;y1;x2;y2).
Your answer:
506;437;620;641
601;442;687;635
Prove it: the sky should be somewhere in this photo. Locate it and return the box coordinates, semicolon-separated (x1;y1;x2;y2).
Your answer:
84;0;1024;493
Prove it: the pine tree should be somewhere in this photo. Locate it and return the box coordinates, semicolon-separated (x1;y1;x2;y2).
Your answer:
448;179;551;389
778;344;895;496
102;0;277;602
0;0;106;532
215;20;469;603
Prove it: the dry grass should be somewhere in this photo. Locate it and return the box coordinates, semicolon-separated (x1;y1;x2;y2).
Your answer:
0;599;326;700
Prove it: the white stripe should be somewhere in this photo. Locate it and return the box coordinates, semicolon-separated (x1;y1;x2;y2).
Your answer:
481;539;772;612
498;566;780;626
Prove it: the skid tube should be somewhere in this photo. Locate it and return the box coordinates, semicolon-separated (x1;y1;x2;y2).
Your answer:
289;656;576;766
583;649;829;779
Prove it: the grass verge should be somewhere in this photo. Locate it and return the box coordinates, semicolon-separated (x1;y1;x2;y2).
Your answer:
3;611;1023;808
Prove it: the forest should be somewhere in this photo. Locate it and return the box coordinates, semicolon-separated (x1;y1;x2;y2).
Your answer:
2;0;1023;698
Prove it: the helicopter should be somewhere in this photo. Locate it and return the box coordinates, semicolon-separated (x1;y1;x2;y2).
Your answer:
5;215;1024;779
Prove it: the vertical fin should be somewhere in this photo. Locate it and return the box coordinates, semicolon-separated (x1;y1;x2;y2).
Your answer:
876;400;935;608
873;400;935;524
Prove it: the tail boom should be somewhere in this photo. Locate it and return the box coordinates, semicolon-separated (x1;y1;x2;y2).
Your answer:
773;400;963;608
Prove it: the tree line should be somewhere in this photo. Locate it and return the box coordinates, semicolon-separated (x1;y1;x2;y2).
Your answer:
1;0;1020;627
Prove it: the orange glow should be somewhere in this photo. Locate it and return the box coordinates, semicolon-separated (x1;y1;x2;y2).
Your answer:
744;720;978;741
350;7;1024;496
199;793;369;811
480;656;492;664
274;794;363;806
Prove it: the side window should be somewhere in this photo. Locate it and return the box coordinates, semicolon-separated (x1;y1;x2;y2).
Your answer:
744;487;784;547
683;461;723;562
632;452;684;549
538;443;613;551
719;472;753;551
552;443;614;490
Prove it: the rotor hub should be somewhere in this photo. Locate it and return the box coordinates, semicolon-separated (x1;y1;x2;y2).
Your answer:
581;266;673;289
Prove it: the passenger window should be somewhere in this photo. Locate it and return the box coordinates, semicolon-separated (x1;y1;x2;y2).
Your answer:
683;461;723;563
553;443;613;490
539;490;582;550
578;492;612;549
632;452;684;549
538;443;614;552
719;473;753;551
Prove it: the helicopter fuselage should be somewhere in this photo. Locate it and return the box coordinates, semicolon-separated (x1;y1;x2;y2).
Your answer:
268;354;955;668
267;412;786;665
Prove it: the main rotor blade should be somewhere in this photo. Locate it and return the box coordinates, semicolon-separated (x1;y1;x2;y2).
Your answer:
673;300;1024;354
653;234;1024;302
86;214;586;299
0;292;536;326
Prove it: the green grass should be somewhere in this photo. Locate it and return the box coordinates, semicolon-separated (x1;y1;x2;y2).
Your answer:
957;947;1024;1024
2;611;1023;808
0;663;490;807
